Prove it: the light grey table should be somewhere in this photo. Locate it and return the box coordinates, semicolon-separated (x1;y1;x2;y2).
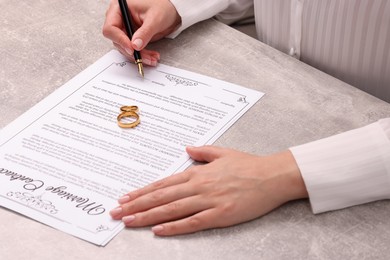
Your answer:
1;1;390;259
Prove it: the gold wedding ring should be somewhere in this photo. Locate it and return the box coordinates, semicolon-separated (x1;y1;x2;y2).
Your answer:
117;106;140;128
120;105;139;112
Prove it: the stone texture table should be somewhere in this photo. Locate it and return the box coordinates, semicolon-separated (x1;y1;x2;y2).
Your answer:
1;1;390;259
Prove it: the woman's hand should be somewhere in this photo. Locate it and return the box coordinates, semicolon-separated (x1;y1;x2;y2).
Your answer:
102;0;181;66
110;146;308;236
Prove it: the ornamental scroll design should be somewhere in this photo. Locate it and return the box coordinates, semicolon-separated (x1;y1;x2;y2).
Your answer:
96;225;110;232
116;62;128;67
165;74;199;87
6;191;58;214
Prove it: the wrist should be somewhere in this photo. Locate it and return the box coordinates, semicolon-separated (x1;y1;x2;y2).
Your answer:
166;0;182;28
269;150;308;202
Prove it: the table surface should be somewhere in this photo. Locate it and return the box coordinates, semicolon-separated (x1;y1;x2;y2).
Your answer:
1;1;390;259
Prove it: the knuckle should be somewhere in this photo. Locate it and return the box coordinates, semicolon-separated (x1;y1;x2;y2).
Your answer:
186;166;201;178
152;179;166;189
163;223;178;235
164;202;180;216
196;176;216;187
137;26;153;41
127;190;139;200
150;189;165;203
220;202;236;216
102;24;110;38
117;35;128;48
121;202;135;213
187;216;202;230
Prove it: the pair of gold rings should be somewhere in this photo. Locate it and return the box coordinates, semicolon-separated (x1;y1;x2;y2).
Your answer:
117;106;140;128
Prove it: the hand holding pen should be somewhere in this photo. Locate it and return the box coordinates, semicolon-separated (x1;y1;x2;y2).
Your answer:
102;0;182;72
118;0;144;77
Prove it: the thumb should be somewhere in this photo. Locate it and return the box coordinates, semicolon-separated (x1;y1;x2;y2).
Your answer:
131;17;158;51
186;146;227;163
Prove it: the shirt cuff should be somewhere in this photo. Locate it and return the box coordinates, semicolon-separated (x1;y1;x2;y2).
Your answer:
290;121;390;213
168;0;228;38
167;0;254;38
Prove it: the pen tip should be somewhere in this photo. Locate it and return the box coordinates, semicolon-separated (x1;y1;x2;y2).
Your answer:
136;60;144;78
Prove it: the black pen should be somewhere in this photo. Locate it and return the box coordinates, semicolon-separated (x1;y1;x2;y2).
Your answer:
118;0;144;77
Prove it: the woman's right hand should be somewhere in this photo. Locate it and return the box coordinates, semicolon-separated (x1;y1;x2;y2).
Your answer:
102;0;181;66
110;146;308;236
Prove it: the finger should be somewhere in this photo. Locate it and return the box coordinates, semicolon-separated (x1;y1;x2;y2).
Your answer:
131;15;162;50
118;171;190;204
186;145;228;163
112;182;196;219
107;26;134;55
122;195;212;227
140;49;160;67
113;42;134;61
103;3;132;49
103;2;161;63
141;49;160;61
150;208;222;236
113;43;160;66
113;38;160;66
103;1;123;30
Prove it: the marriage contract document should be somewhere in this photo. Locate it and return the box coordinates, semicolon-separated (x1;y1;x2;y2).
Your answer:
0;50;264;246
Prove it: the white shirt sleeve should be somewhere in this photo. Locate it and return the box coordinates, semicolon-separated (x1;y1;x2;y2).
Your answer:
290;118;390;213
168;0;253;38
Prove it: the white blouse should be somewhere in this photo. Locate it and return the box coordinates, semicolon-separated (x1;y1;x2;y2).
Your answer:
171;0;390;103
169;0;390;213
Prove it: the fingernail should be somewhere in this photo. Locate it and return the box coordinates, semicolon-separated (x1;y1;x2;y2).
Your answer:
152;225;164;234
143;58;152;66
109;207;122;217
125;48;133;57
133;39;143;50
151;59;158;67
122;215;135;224
152;53;160;61
118;195;130;204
